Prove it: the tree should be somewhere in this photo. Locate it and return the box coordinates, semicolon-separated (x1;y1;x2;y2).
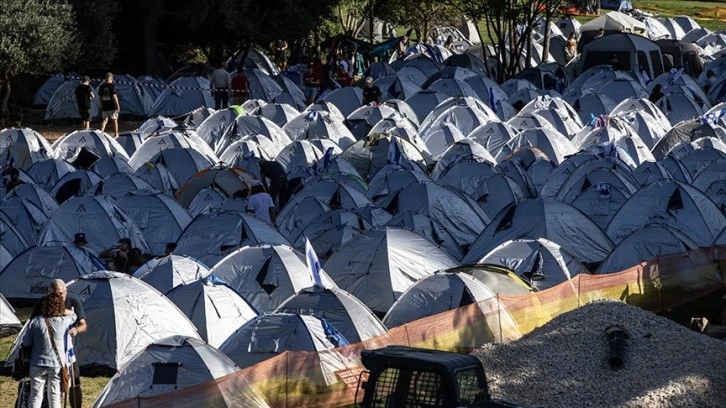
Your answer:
374;0;458;43
0;0;79;125
69;0;119;71
446;0;564;82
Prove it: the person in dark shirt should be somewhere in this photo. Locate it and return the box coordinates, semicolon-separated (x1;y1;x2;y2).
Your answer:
98;72;120;137
258;159;289;209
4;167;23;193
649;84;664;103
336;65;352;87
74;76;94;130
99;238;144;274
302;62;320;105
30;279;87;408
362;77;381;106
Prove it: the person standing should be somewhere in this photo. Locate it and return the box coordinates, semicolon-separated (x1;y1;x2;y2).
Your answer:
565;33;577;62
362;77;381;106
246;183;276;224
258;158;289;208
27;288;82;408
74;76;94;130
273;39;289;71
98;72;120;137
302;62;320;105
209;61;231;110
230;70;249;105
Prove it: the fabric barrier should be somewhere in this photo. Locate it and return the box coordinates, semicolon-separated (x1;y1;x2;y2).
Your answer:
106;246;726;408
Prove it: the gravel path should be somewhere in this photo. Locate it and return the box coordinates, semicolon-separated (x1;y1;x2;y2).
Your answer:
473;300;726;408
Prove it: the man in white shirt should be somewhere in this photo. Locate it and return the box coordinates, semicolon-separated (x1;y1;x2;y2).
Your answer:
209;61;231;110
246;184;276;224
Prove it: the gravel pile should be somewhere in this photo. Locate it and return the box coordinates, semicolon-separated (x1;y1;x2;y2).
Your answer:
473;300;726;407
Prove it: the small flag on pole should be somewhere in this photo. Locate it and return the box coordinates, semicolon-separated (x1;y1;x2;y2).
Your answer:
387;137;401;165
304;236;323;288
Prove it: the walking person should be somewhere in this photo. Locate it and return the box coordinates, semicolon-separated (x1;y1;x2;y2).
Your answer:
23;292;77;408
246;183;276;224
230;69;249;105
30;279;87;408
209;61;231;110
74;76;94;130
98;72;120;137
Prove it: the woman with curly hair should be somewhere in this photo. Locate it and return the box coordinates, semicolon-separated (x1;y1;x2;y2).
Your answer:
22;292;76;408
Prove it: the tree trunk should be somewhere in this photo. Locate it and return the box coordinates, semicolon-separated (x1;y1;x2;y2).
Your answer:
542;7;552;64
0;72;11;127
143;0;162;75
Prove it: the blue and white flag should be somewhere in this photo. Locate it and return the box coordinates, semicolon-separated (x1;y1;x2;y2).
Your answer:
305;108;320;122
322;147;335;171
590;114;609;128
668;67;684;85
387;137;401;165
304;236;323;288
488;87;506;114
700;108;726;125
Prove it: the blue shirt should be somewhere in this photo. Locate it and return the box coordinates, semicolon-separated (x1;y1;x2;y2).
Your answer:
23;314;76;369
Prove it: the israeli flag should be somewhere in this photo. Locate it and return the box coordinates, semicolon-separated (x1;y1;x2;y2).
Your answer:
668;67;684;85
488;87;499;114
700;108;726;125
64;323;77;367
387;137;402;165
322;147;335;171
305;108;320;122
304;236;323;288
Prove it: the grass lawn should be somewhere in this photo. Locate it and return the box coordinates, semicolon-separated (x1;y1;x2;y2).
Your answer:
0;308;109;408
637;0;726;32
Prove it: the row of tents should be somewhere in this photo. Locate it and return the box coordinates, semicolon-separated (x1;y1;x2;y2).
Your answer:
1;13;725;406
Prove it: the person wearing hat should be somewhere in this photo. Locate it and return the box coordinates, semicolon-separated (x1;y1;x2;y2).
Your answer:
73;233;88;247
362;77;381;106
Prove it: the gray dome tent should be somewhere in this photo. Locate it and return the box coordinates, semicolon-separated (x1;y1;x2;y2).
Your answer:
462;198;615;267
605;180;726;246
275;285;387;343
383;272;510;328
0;127;52;171
210;244;336;313
0;293;21;338
166;277;259;348
91;336;257;408
116;192;192;255
323;228;458;315
133;254;211;294
0;244;105;301
175;210;289;267
577;33;664;80
3;271;202;371
38;195;149;255
477;238;590;291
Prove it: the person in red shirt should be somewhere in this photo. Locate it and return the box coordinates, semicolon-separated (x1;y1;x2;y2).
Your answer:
231;70;249;105
336;65;352;88
302;62;320;105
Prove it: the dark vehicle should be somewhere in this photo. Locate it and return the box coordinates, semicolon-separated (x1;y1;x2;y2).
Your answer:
355;345;529;408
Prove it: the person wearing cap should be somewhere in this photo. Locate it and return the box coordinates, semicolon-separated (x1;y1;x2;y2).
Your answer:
74;76;94;130
362;77;381;106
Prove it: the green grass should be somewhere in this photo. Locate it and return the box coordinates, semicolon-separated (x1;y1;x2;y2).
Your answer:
637;0;726;32
0;308;109;408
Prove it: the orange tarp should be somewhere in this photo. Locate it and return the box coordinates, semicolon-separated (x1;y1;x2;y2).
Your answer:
107;245;726;408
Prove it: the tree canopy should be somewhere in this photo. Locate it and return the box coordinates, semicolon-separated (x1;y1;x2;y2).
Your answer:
0;0;79;75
